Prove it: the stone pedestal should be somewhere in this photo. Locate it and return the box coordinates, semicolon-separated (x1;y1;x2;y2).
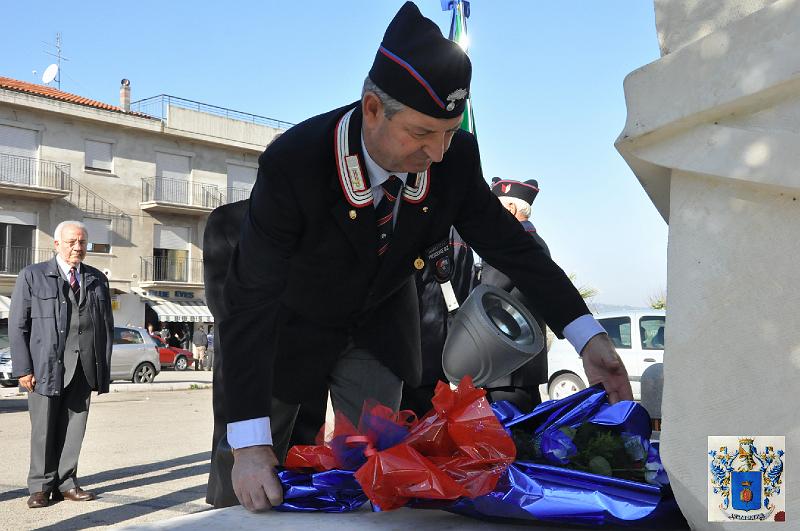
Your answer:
616;1;798;528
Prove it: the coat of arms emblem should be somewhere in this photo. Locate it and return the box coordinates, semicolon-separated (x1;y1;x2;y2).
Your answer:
708;436;785;522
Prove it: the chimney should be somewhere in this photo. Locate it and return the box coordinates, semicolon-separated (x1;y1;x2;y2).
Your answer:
120;79;131;112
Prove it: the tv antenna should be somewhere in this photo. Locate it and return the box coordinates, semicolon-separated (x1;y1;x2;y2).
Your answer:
41;32;69;89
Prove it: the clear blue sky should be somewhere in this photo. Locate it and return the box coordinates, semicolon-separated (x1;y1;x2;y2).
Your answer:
1;1;666;307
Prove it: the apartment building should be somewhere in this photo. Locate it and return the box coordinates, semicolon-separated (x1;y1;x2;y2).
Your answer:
0;76;290;338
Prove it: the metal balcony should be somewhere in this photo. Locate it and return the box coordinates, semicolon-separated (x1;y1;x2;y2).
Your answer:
0;247;56;276
140;176;224;215
225;186;252;204
0;152;71;199
139;256;204;287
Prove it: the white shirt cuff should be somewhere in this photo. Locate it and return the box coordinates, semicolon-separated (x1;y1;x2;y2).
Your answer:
227;417;273;449
563;314;606;355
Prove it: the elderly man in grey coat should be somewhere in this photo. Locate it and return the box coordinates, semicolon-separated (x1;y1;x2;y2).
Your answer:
9;220;114;508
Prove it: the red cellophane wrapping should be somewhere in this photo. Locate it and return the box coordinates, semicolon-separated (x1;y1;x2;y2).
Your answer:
285;376;516;510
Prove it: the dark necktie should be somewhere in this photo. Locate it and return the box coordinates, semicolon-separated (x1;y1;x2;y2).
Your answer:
69;267;79;298
376;175;403;257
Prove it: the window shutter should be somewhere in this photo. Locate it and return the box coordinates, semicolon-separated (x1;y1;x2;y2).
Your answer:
227;163;257;190
82;217;111;245
156;152;191;180
0;125;37;157
85;140;112;171
154;225;189;250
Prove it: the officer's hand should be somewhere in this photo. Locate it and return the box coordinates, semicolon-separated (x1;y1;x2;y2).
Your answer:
580;334;633;404
231;445;283;512
19;374;35;393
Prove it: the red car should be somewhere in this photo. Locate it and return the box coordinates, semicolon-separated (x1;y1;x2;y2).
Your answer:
150;334;196;371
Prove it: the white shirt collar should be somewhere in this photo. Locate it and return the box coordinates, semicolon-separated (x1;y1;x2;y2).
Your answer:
55;254;82;280
361;135;408;189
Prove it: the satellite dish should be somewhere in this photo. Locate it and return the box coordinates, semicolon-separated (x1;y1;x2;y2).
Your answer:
42;64;58;84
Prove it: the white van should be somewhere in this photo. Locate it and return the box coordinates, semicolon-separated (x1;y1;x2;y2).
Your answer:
546;310;665;401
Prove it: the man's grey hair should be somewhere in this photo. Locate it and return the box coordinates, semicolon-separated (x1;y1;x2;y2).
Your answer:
362;77;407;119
498;197;531;219
54;220;88;241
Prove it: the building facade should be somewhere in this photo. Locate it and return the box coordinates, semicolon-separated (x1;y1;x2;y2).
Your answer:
0;76;290;341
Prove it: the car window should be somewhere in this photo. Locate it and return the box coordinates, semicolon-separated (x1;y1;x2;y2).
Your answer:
598;317;631;349
640;316;665;350
113;328;144;345
151;335;166;347
0;320;8;349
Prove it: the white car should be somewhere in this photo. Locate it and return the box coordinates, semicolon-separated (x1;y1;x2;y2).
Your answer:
546;310;665;401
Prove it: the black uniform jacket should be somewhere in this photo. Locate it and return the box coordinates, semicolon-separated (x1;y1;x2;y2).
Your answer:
221;102;589;423
481;220;551;387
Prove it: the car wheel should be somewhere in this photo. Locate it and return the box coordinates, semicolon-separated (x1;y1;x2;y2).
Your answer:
0;380;18;388
174;356;188;371
548;373;586;400
132;362;156;384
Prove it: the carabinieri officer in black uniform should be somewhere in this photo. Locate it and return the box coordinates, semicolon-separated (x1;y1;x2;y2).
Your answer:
220;1;633;512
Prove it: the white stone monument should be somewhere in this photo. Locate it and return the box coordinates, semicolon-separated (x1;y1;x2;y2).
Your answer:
616;0;797;528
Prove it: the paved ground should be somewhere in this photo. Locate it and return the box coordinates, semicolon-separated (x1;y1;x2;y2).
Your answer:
0;371;215;530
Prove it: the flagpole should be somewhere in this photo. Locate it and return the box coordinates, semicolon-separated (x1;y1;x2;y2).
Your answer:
442;0;476;135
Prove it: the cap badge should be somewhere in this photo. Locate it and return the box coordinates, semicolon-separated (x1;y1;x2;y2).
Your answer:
446;88;468;111
501;183;512;194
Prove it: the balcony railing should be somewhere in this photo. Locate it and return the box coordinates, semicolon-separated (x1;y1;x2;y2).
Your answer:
140;256;203;284
0;152;71;191
141;177;224;210
130;94;294;130
0;247;55;275
225;186;252;204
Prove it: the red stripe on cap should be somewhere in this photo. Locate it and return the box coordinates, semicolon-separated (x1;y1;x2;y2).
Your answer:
491;179;539;192
379;46;446;109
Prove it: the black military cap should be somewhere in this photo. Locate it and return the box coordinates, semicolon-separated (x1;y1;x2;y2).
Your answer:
369;1;472;119
491;177;540;205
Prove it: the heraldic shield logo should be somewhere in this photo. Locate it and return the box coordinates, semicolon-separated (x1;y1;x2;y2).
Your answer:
708;436;786;522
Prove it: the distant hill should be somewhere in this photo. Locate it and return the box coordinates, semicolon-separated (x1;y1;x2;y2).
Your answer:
588;302;652;314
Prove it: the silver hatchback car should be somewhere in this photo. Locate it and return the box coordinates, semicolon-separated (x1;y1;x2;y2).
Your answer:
111;326;161;383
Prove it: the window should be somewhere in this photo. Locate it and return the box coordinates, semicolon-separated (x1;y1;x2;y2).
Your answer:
0;217;36;274
640;316;666;350
85;140;113;172
82;217;112;253
153;225;190;282
113;327;144;345
598;317;632;349
156;152;191;204
226;163;257;202
0;124;38;185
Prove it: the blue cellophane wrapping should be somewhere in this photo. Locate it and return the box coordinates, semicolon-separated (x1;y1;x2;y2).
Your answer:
274;469;368;512
276;384;685;526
